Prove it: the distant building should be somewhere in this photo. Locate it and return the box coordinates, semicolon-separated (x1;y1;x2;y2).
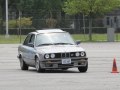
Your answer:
104;8;120;28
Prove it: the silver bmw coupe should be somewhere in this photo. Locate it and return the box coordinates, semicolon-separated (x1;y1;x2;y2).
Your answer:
18;29;88;72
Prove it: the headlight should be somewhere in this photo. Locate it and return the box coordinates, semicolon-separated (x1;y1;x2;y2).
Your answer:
81;52;85;57
50;53;55;58
45;54;50;59
75;52;80;57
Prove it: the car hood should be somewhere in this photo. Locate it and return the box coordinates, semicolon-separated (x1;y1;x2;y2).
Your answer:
36;45;85;53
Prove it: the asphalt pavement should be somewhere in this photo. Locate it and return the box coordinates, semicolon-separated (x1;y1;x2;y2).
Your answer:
0;43;120;90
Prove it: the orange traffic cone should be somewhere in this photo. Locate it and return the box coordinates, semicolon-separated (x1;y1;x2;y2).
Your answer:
111;58;119;73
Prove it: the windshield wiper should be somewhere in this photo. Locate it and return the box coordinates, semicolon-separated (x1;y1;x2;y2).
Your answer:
37;43;53;46
37;43;73;46
54;43;73;45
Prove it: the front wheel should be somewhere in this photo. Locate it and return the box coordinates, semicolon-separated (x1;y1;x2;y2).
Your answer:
78;63;88;73
19;58;28;70
35;58;45;73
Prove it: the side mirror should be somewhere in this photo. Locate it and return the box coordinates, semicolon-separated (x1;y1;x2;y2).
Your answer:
76;40;81;45
28;43;34;47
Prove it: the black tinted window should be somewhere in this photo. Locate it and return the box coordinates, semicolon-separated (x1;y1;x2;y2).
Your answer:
23;34;31;45
29;34;35;44
106;17;110;25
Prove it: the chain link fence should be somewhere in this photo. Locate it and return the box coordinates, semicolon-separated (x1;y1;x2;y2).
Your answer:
0;12;120;43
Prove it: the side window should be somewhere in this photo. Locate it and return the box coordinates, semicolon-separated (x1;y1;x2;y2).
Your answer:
23;34;31;46
106;17;110;25
114;16;117;23
29;34;35;44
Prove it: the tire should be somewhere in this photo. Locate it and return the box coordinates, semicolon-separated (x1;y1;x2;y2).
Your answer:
19;58;28;70
35;57;45;73
78;62;88;73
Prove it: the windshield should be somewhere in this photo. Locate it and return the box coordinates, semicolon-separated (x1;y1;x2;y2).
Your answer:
35;32;75;46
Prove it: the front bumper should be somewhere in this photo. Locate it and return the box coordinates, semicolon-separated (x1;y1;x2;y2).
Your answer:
40;57;88;69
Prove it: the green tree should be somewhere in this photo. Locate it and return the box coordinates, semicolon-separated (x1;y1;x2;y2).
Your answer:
0;0;65;30
6;17;32;28
63;0;120;41
43;0;62;28
0;0;19;31
0;0;34;31
29;0;65;28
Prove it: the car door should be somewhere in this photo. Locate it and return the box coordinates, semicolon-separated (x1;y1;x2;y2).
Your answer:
21;34;31;63
22;34;36;66
27;34;36;66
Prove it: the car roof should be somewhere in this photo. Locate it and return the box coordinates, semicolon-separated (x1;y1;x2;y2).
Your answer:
36;29;65;34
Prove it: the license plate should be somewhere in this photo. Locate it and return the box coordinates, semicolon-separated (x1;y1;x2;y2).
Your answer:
62;58;71;64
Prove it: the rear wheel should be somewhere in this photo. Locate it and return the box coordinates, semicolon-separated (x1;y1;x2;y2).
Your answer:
78;63;88;73
35;58;45;73
19;58;28;70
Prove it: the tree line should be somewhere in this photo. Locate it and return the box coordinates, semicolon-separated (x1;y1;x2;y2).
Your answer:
0;0;120;40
